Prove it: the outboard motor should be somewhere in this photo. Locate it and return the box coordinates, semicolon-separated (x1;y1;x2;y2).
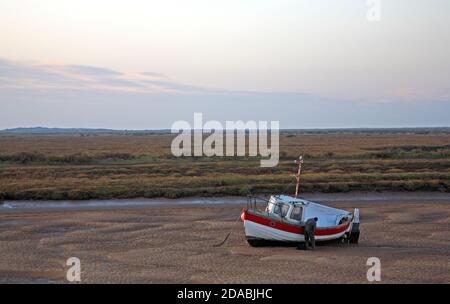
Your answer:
349;208;360;244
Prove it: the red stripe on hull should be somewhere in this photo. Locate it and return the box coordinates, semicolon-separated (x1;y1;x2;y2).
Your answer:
242;210;351;236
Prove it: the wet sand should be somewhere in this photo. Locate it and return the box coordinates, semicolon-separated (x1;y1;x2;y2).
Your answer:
0;192;449;283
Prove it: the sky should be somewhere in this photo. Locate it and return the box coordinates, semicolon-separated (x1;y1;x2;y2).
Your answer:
0;0;449;129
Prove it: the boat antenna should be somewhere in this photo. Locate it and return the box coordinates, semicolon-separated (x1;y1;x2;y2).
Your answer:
294;155;304;198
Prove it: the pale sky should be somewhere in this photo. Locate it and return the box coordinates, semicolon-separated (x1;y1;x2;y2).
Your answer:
1;0;449;129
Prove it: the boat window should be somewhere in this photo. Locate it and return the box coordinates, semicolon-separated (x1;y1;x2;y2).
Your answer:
272;203;289;217
290;205;303;221
273;203;281;215
280;203;290;217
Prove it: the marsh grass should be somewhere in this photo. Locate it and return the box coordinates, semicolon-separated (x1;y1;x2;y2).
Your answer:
0;132;449;199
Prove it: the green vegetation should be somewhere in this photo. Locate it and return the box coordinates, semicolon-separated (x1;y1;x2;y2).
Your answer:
0;131;449;200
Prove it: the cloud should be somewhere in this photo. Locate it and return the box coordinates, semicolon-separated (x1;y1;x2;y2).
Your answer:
391;87;450;102
61;65;123;77
140;72;166;78
1;58;449;129
0;58;219;94
2;58;449;103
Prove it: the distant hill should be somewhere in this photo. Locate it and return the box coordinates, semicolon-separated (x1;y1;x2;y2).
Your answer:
280;127;450;134
0;126;449;135
0;127;171;135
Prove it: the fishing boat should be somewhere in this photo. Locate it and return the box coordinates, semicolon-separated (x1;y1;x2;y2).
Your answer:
241;156;360;246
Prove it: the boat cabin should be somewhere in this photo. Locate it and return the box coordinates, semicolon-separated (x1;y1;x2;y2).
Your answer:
266;195;307;221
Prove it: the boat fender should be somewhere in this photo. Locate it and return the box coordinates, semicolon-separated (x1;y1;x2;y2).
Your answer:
241;211;246;222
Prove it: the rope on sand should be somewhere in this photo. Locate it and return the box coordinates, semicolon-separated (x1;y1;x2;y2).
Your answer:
212;209;243;247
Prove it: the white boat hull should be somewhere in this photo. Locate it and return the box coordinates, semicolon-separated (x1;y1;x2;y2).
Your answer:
244;219;352;242
241;208;356;243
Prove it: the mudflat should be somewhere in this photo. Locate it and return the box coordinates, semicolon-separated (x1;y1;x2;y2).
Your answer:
0;193;449;283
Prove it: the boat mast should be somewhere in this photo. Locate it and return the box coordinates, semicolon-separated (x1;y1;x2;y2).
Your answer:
294;155;303;198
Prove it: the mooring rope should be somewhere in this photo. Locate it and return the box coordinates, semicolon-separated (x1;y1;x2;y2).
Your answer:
212;209;244;247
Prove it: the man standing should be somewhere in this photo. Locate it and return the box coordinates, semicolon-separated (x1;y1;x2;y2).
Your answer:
302;217;318;250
